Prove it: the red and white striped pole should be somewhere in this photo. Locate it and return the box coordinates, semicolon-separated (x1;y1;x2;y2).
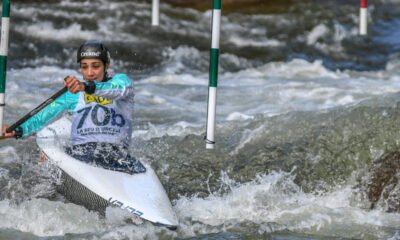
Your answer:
360;0;367;35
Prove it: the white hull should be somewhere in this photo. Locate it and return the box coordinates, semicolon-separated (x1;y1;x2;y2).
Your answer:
36;117;178;228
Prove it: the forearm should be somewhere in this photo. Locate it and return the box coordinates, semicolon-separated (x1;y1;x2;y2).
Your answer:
93;74;134;100
18;92;76;137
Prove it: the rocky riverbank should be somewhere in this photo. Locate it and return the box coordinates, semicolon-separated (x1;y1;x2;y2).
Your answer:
364;151;400;213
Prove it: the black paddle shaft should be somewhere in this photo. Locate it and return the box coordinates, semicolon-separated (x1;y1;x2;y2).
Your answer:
6;87;68;133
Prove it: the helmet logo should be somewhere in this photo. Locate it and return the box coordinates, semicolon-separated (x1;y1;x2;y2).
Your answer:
81;51;101;57
77;40;110;63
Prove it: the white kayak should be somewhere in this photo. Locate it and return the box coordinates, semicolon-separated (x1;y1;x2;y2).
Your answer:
36;117;178;229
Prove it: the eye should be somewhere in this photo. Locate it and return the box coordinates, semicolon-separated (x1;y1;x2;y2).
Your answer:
92;64;101;69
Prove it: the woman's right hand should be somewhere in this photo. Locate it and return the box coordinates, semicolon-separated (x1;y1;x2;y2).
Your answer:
2;125;15;138
64;75;85;94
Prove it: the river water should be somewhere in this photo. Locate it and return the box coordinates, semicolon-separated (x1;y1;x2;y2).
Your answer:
1;0;400;239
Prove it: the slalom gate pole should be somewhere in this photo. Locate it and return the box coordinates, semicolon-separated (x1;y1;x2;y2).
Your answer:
152;0;159;26
205;0;221;149
0;0;10;136
360;0;367;35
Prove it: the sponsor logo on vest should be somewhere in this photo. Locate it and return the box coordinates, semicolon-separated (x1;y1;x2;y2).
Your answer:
81;51;101;57
84;94;113;105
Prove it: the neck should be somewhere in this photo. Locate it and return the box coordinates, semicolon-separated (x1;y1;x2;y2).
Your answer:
102;71;109;82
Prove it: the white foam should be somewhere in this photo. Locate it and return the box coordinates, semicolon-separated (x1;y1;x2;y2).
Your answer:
132;121;203;140
141;73;206;86
5;67;78;112
15;22;97;41
173;172;400;237
228;35;283;47
226;112;254;121
0;199;102;236
307;24;330;45
0;199;177;238
0;146;20;164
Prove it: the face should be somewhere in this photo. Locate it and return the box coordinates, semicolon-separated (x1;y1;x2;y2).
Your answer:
79;59;109;82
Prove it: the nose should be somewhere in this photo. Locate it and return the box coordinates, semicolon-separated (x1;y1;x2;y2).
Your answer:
87;66;95;75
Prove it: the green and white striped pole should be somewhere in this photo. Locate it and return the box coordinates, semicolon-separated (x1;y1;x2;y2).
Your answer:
0;0;10;136
152;0;159;26
205;0;221;149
